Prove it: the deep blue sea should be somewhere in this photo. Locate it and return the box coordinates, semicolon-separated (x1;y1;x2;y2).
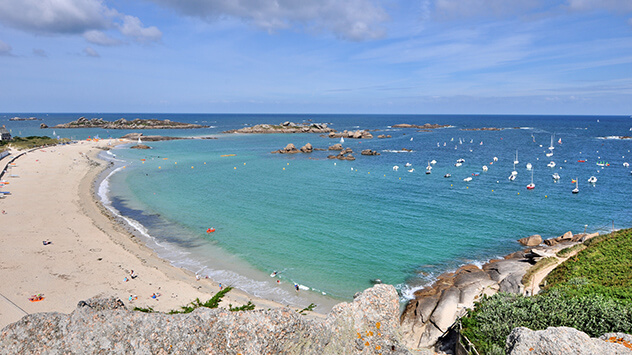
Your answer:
4;113;632;310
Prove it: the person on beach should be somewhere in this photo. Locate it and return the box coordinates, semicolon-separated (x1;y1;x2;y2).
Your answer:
219;283;223;290
130;270;137;279
294;284;299;292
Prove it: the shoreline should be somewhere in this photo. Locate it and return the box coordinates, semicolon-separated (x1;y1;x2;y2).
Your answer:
0;141;291;329
94;145;341;313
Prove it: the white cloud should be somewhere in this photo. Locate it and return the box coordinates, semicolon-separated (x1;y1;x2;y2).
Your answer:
434;0;544;19
83;30;122;46
0;0;110;34
116;15;162;43
567;0;632;12
0;0;161;45
83;46;100;57
0;39;12;56
149;0;388;41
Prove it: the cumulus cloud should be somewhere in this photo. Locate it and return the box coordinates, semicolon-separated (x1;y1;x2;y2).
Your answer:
0;39;12;56
0;0;110;34
116;15;162;43
83;46;99;57
148;0;388;41
83;30;122;46
0;0;161;45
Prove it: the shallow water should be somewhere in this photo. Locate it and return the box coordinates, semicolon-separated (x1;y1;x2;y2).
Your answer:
5;113;632;309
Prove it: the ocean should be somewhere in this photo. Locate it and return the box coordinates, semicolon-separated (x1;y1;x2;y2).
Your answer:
4;113;632;311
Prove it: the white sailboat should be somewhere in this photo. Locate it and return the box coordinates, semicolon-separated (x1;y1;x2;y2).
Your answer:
526;163;532;170
572;178;579;194
512;162;518;176
340;137;344;143
549;135;555;150
514;150;519;165
426;161;432;174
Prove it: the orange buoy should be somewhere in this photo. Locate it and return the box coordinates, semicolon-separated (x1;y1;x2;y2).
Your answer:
206;228;215;233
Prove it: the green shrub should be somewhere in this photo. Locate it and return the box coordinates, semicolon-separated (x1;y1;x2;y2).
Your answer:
461;290;632;353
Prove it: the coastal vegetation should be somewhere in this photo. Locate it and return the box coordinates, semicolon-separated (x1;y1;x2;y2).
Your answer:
460;228;632;354
0;136;67;150
133;287;255;314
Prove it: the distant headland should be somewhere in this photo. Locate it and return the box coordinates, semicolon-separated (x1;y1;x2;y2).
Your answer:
51;117;208;129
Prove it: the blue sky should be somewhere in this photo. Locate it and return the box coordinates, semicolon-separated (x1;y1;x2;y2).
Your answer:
1;0;631;114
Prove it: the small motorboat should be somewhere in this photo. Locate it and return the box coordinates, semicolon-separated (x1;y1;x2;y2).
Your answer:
526;163;532;170
588;176;597;184
405;162;412;167
547;161;556;168
552;173;561;180
430;160;437;165
408;168;415;173
482;165;488;172
393;165;399;171
457;158;465;163
623;162;630;167
463;177;472;182
444;173;451;178
508;174;516;181
455;162;462;167
493;157;498;162
546;152;553;157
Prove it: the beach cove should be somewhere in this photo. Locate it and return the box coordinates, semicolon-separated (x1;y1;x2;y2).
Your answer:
0;140;287;329
2;113;632;321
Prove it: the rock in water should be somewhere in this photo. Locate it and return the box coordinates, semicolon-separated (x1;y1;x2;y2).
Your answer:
517;235;542;246
0;285;411;354
506;327;632;355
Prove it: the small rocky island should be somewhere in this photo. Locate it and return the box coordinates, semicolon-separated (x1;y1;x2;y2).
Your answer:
460;127;521;131
53;117;208;129
328;130;373;139
224;122;334;134
9;116;39;121
391;123;451;129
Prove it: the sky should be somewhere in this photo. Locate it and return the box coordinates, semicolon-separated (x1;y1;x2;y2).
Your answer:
0;0;631;115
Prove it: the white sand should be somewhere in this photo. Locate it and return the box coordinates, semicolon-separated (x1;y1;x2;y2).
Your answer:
0;141;285;329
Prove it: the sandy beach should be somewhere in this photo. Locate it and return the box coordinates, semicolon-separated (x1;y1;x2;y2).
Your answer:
0;140;285;329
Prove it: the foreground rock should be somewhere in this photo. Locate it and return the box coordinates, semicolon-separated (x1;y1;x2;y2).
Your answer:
225;122;334;134
0;285;411;354
506;327;632;354
401;235;585;350
328;130;373;139
54;117;208;129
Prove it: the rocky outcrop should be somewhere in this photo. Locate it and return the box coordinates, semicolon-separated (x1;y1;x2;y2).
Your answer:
361;149;380;156
40;123;48;128
401;251;538;349
327;148;355;161
543;231;575;246
377;135;392;139
518;235;542;246
130;144;151;149
300;143;313;153
391;124;450;130
0;285;411;354
506;327;632;355
272;143;300;154
329;144;343;151
54;117;208;129
224;122;334;134
328;130;373;139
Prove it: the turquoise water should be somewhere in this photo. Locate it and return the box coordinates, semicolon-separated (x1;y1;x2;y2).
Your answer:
4;113;632;309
